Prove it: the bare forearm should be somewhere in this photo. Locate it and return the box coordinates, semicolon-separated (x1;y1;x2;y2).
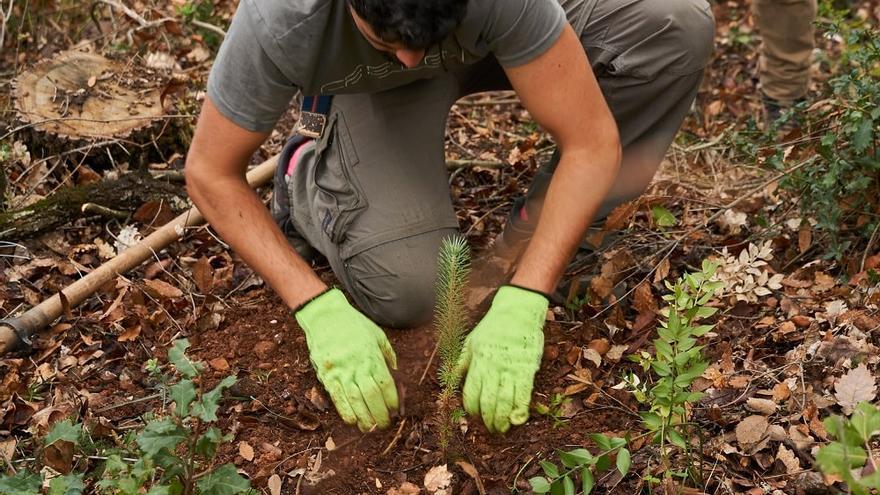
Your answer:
511;144;620;294
186;166;327;309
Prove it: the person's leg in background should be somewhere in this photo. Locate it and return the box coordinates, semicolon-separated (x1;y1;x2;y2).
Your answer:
753;0;818;127
502;0;716;246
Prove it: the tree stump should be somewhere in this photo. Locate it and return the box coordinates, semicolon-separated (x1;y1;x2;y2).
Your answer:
11;50;184;167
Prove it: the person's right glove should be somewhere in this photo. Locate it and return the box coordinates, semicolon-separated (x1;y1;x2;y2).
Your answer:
295;288;399;431
457;285;548;433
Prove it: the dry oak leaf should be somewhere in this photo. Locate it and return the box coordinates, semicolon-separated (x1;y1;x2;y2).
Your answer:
834;364;876;415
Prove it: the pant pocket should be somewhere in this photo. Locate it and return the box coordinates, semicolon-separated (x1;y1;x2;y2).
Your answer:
310;111;367;244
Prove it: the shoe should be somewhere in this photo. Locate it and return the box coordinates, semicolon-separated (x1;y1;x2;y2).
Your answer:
762;93;805;137
271;135;319;262
496;199;617;255
495;201;621;305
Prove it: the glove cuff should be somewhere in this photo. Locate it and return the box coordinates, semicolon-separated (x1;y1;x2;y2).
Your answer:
292;286;338;315
504;283;551;301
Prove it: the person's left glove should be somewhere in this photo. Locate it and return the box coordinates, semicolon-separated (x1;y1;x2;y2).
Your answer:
295;288;399;432
457;285;549;433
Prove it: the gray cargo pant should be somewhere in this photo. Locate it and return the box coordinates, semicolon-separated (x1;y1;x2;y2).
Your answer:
280;0;715;327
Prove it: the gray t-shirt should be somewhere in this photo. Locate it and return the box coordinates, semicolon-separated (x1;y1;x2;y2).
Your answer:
208;0;574;132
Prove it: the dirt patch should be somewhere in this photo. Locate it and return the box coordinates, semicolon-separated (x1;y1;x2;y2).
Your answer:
185;298;635;494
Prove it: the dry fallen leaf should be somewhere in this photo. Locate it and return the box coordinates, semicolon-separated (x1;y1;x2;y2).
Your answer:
605;344;628;363
788;426;814;450
834;364;876;414
117;324;142;343
268;474;282;495
582;348;602;367
776;445;800;474
456;460;487;495
0;438;15;464
208;358;229;371
239;441;255;462
193;256;214;295
745;398;777;416
772;382;791;402
735;415;769;451
143;279;183;300
424;464;452;495
387;482;421;495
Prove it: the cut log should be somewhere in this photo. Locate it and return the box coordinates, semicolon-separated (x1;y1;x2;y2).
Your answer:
11;50;186;166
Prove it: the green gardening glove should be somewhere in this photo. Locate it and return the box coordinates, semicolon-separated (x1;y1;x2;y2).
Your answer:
458;285;549;433
295;288;399;432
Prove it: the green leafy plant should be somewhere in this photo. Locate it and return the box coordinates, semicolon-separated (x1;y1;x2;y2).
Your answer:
0;339;251;495
816;401;880;494
622;260;721;484
768;6;880;261
433;236;471;452
533;393;572;429
528;433;631;494
176;0;224;49
651;206;677;228
0;471;43;495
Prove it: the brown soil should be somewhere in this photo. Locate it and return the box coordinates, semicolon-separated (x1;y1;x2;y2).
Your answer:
184;295;637;494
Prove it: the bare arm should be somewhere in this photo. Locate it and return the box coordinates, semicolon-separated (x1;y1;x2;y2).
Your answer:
184;98;327;309
503;24;622;294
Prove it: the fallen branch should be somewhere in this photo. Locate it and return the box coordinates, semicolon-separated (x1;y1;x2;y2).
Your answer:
0;156;278;355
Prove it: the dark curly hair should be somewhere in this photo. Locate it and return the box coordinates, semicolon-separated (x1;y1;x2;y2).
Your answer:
348;0;468;50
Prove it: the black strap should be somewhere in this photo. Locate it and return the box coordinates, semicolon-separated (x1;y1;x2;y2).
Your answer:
291;286;335;315
504;283;551;300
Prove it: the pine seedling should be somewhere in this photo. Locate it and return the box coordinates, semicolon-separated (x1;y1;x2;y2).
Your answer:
433;236;471;451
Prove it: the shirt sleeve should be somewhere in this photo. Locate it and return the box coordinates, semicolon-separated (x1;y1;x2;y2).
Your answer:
484;0;567;68
206;3;298;133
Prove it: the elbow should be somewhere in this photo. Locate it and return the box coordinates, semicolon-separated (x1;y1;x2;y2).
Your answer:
590;118;622;181
184;152;211;205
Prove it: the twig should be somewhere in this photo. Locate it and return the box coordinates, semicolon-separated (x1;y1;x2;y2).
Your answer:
446;159;504;169
671;132;725;154
0;0;13;50
418;343;438;386
379;418;407;456
150;170;186;182
191;19;226;37
82;202;129;219
465;201;510;236
95;0;152;26
860;221;880;273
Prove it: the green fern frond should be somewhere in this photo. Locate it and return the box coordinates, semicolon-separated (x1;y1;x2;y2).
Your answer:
434;236;471;390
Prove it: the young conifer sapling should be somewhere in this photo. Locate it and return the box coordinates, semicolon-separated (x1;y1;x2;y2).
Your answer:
433;236;471;451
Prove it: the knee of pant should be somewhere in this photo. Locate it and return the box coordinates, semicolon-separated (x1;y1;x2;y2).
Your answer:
351;271;436;328
342;232;454;328
640;0;716;74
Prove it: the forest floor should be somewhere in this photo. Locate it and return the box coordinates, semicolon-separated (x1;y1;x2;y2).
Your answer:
3;0;880;494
